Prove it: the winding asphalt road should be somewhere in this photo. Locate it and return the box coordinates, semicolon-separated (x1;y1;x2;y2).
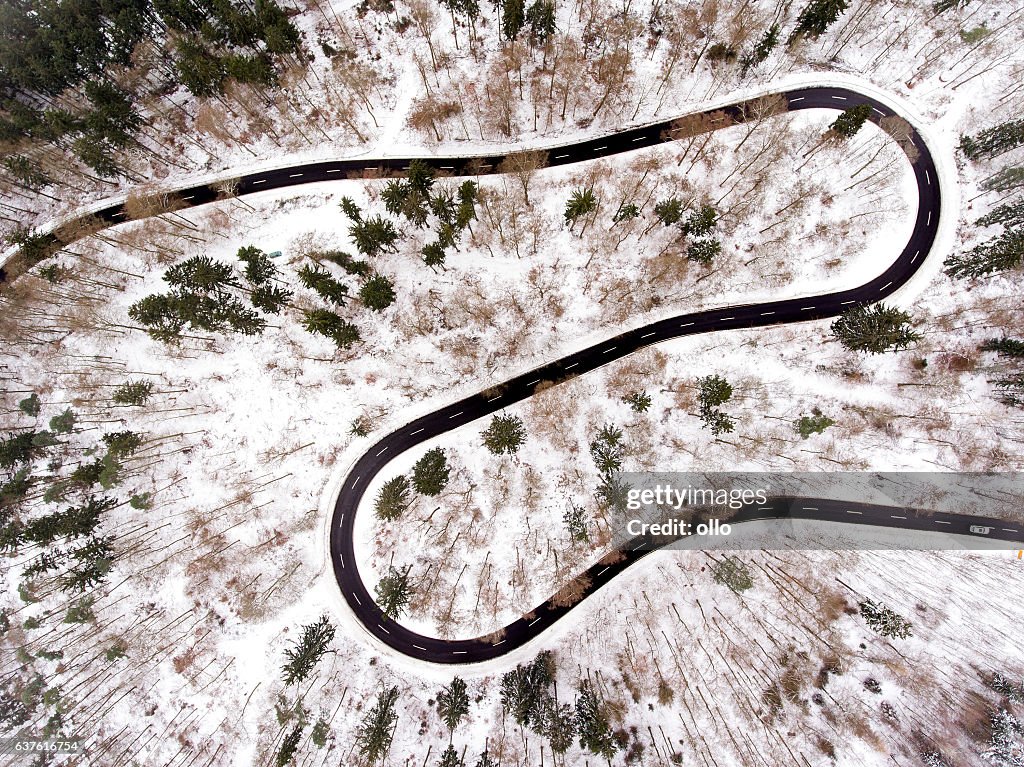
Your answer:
15;85;1022;664
323;87;1019;664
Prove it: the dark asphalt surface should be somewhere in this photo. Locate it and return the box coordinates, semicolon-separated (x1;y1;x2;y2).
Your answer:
33;85;1020;665
322;87;1017;665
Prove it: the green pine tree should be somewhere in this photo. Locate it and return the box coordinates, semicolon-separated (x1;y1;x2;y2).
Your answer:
48;408;76;435
355;687;399;764
112;380;153;406
653;197;683;226
374;476;411;521
275;725;302;767
741;24;780;74
830;103;873;139
959;118;1024;161
687;239;721;264
525;0;556;46
375;566;413;619
981;338;1024;358
564;186;598;234
858;598;912;639
789;0;850;41
712;556;754;592
622;391;652;413
795;409;835;438
301;310;361;350
237;245;277;285
436;676;470;732
830;304;921;353
589;424;624;475
281;615;336;686
944;230;1024;278
682;204;718;237
251;284;293;314
563;502;589;542
359;274;397;311
102;431;144;458
18;394;40;417
412;448;450;495
501;0;526;39
481;414;527;456
574;680;618;758
298;263;349;305
436;744;461;767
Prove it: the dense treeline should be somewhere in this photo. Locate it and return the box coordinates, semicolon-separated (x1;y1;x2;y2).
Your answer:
0;0;302;184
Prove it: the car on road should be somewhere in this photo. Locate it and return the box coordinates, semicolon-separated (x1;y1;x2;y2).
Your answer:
969;525;993;535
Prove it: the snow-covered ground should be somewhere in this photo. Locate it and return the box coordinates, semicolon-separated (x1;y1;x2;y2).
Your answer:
2;1;1024;766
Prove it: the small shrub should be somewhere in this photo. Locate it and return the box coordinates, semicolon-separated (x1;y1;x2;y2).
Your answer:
712;556;754;593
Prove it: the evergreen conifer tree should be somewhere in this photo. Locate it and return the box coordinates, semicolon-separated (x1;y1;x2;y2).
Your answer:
412;448;450;495
830;304;920;353
281;615;336;686
355;686;400;764
436;676;470;733
375;566;413;618
789;0;850;41
481;414;527;456
374;476;411;521
359;275;397;311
